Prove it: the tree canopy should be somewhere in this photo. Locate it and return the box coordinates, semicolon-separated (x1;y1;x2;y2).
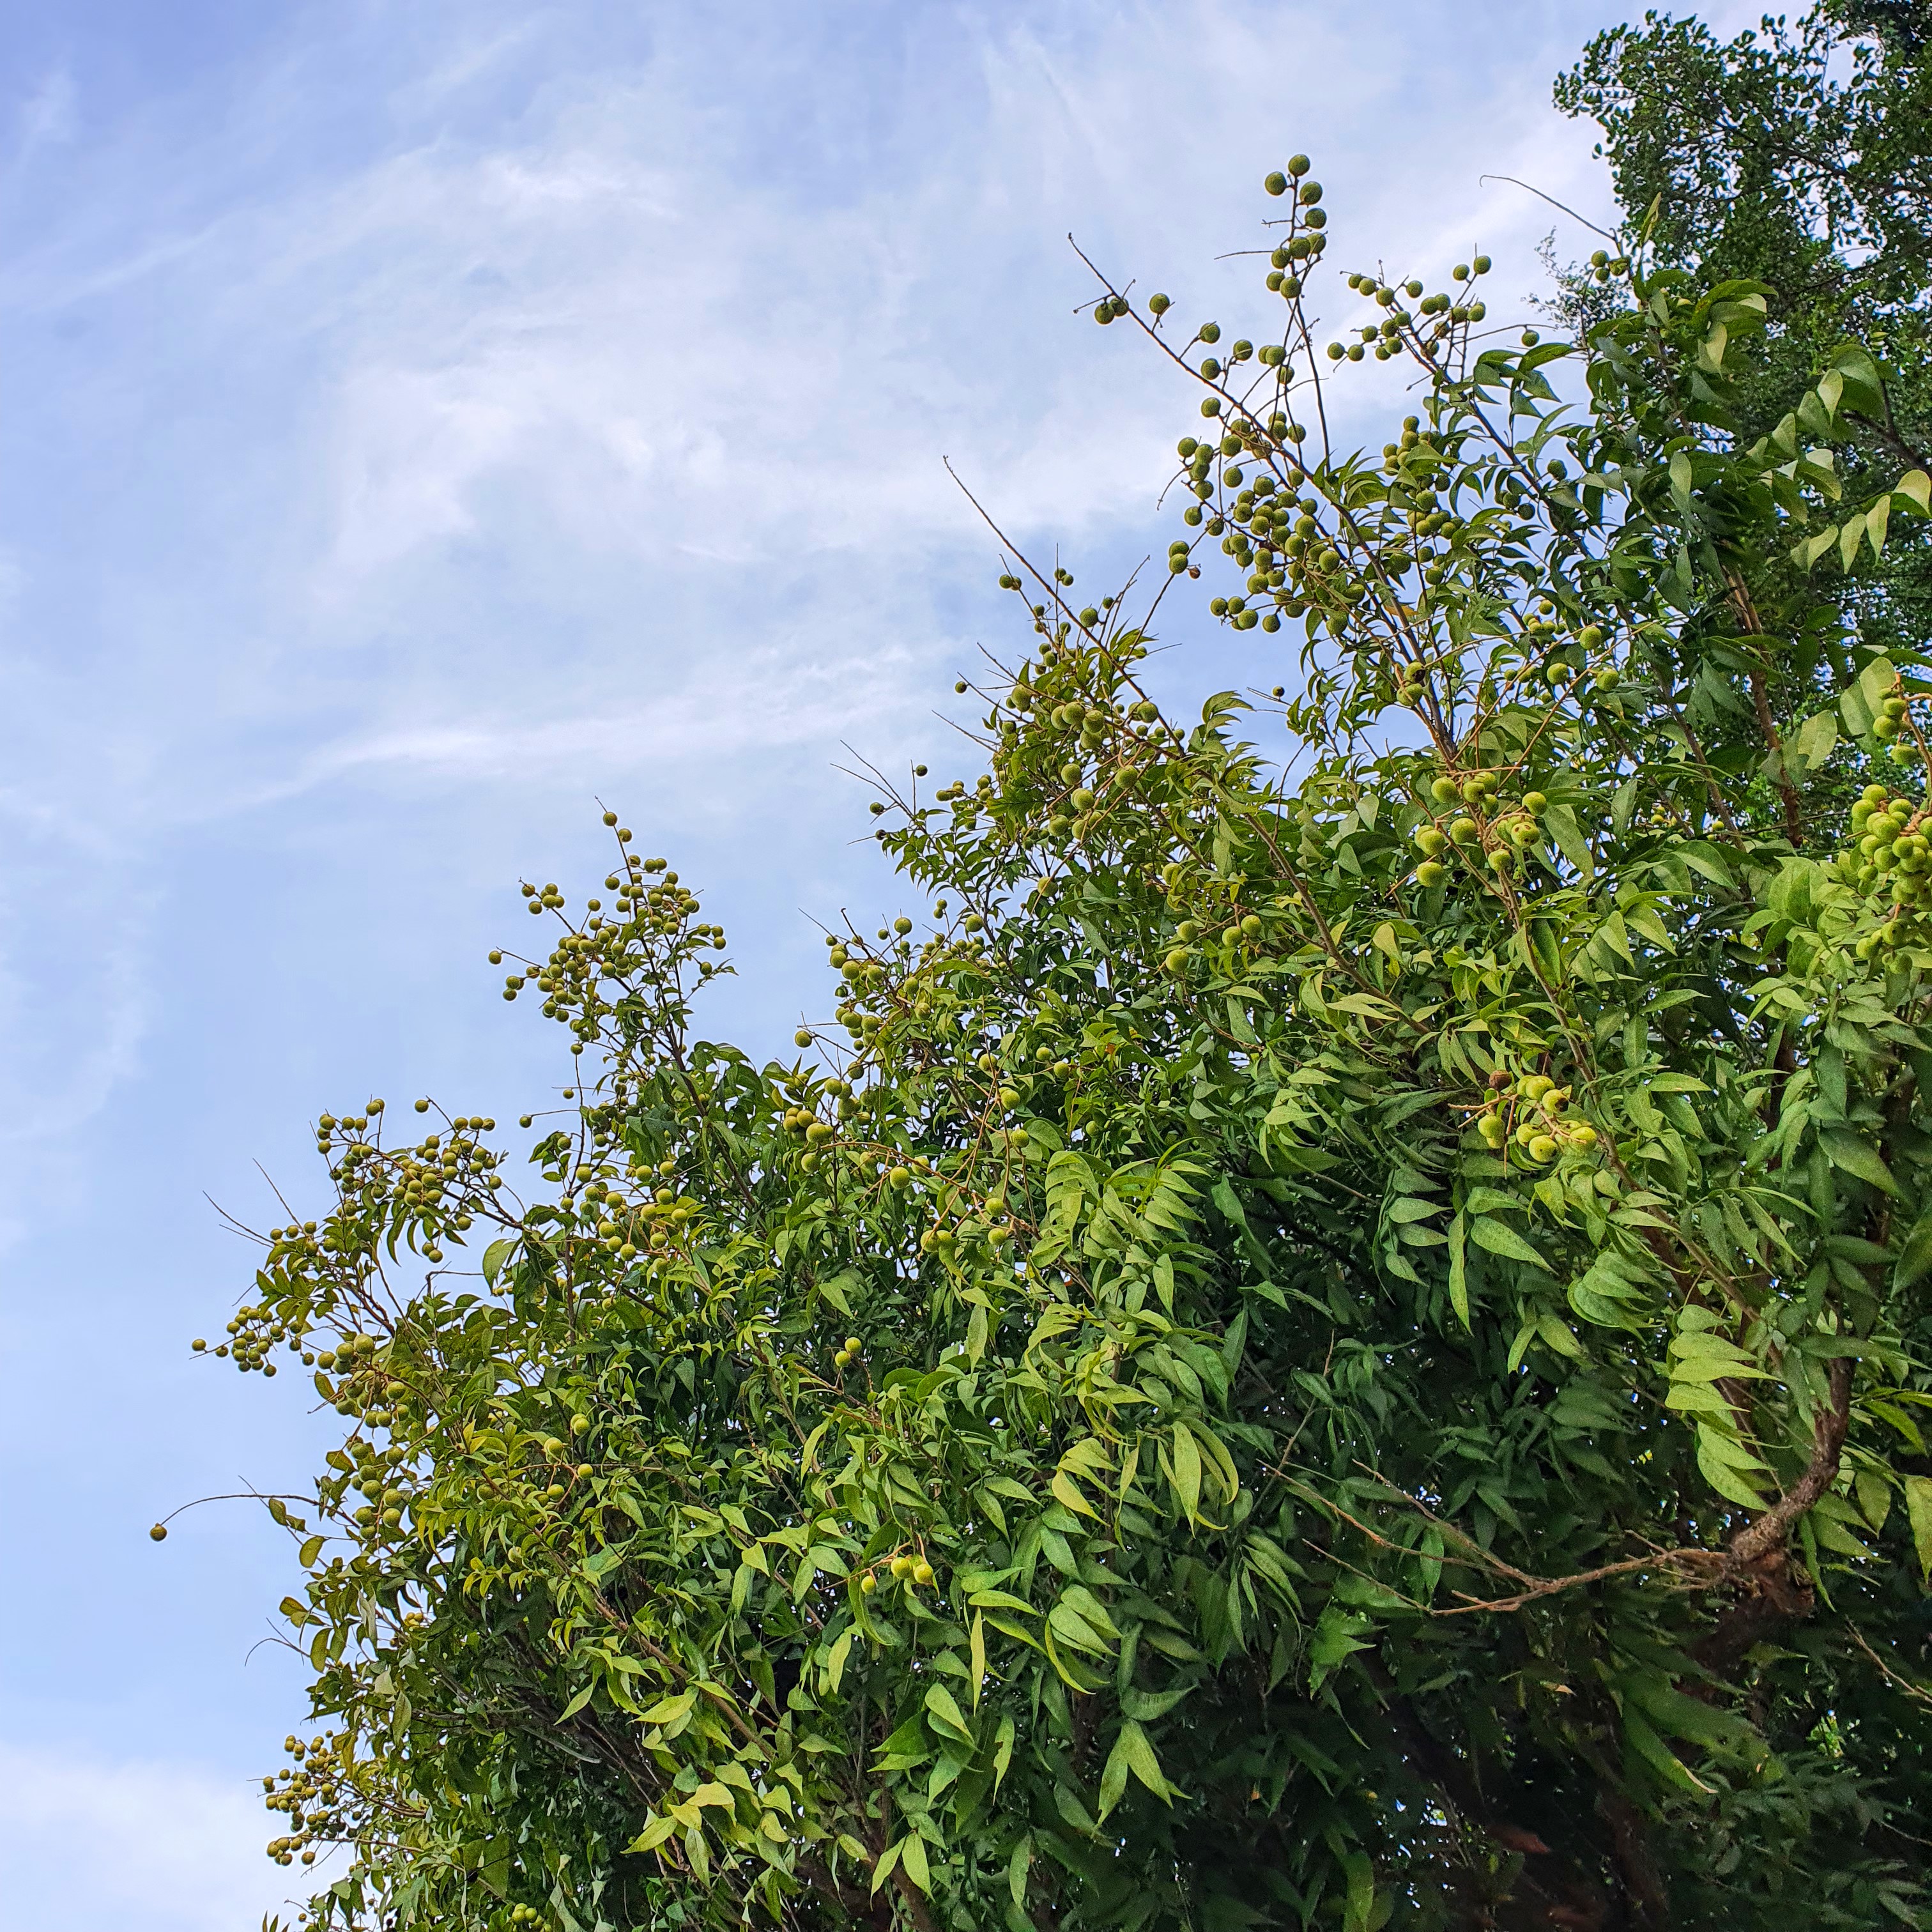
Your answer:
1556;0;1932;660
191;28;1932;1932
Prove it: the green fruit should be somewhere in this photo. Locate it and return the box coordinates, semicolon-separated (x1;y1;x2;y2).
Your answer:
1415;861;1445;887
1450;818;1480;843
1430;777;1460;804
150;1523;168;1542
794;1029;813;1047
1264;171;1288;195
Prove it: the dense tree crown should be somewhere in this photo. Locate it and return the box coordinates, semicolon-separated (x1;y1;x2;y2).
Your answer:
183;13;1932;1931
1556;0;1932;658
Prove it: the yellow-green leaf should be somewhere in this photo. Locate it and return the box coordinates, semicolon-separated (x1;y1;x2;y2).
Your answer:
899;1833;931;1895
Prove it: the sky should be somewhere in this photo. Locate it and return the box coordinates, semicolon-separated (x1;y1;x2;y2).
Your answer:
0;1;1763;1925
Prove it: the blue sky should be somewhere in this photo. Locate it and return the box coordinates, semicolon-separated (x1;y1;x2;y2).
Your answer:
0;2;1759;1924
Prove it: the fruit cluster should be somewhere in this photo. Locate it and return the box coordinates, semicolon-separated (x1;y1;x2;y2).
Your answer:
857;1547;937;1593
261;1729;353;1869
1839;781;1932;954
1472;1070;1600;1163
1411;772;1549;886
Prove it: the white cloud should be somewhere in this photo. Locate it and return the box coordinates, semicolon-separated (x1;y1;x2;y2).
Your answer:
0;1742;298;1931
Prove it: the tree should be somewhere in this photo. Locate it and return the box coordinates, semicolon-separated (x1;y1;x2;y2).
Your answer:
1554;0;1932;663
194;142;1932;1932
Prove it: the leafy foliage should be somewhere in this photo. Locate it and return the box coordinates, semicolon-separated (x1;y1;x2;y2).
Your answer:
1555;0;1932;662
199;126;1932;1932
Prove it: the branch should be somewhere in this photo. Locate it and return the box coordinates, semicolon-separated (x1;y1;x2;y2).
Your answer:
1727;1356;1853;1567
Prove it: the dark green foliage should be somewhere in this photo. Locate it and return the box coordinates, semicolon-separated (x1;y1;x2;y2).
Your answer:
1556;1;1932;662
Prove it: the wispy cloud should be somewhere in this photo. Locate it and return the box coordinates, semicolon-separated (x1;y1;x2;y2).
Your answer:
15;66;75;158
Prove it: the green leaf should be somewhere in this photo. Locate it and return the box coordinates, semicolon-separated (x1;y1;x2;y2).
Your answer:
1905;1476;1932;1584
1544;802;1594;880
1820;1125;1897;1194
825;1627;854;1695
636;1690;695;1731
1611;776;1639;836
1697;1434;1771;1510
1896;1215;1932;1291
1446;1213;1469;1329
898;1832;931;1895
1169;1420;1203;1522
298;1535;325;1567
1623;1708;1713;1795
624;1813;680;1856
1468;1216;1547;1269
481;1238;516;1286
924;1683;975;1744
1340;1850;1376;1932
1007;1833;1031;1909
1121;1683;1192;1721
1790;710;1837;770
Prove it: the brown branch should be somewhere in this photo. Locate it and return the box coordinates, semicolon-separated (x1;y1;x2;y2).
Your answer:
1279;1469;1725;1613
1728;1356;1853;1567
1847;1623;1932;1708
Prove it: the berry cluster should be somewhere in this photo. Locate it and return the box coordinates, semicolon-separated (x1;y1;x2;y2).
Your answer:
1839;781;1932;955
1472;1070;1600;1163
1411;772;1549;886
